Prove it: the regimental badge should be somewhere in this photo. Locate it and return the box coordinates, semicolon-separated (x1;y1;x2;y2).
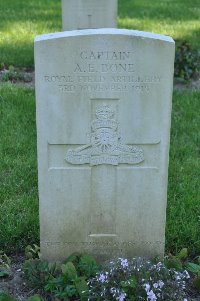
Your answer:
65;104;144;166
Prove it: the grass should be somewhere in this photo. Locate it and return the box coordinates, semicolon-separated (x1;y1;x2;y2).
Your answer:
166;90;200;255
118;0;200;49
0;85;200;255
0;0;61;68
0;0;199;68
0;85;39;252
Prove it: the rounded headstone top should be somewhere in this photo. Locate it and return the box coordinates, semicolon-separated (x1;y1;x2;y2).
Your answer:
35;28;174;44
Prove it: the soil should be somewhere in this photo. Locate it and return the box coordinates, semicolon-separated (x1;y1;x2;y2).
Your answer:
0;255;32;300
0;255;53;301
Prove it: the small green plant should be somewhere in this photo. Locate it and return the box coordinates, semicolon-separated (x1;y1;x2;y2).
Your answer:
0;251;11;269
174;41;200;81
0;251;11;278
164;248;188;271
45;263;88;301
25;244;41;260
63;253;100;277
23;258;57;288
88;257;190;301
185;260;200;292
77;254;101;278
45;253;100;301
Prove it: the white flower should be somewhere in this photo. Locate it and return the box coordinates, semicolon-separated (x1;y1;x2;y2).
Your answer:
110;287;117;296
120;258;129;268
183;270;190;279
116;292;126;301
144;283;151;292
98;273;106;283
147;290;157;301
153;283;158;289
158;280;164;288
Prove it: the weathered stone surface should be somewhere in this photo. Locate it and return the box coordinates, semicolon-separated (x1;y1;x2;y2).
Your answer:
61;0;117;30
35;29;175;262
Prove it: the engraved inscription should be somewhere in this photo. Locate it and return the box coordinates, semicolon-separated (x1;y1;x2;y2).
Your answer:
43;241;164;247
43;49;161;93
65;105;144;166
79;51;131;60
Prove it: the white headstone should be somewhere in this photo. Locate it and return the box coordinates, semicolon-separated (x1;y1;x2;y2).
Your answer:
35;29;175;262
61;0;118;31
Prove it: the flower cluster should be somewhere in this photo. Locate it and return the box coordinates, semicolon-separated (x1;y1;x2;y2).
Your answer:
88;257;190;301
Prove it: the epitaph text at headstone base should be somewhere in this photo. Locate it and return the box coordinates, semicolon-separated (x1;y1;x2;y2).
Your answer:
61;0;117;31
35;29;175;262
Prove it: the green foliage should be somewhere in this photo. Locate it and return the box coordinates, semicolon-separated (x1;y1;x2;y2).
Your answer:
174;41;200;81
185;262;200;292
77;254;101;278
165;256;182;271
0;251;11;278
45;253;99;301
74;277;88;300
64;252;81;266
23;259;57;288
0;251;11;269
0;292;44;301
64;253;101;278
26;295;43;301
120;276;138;299
61;262;77;280
0;292;16;301
177;248;188;260
21;253;99;300
193;276;200;292
185;262;200;275
45;273;88;301
25;244;40;260
164;249;188;271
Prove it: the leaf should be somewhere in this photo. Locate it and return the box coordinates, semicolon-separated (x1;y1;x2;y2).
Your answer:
0;254;11;268
194;276;200;292
128;276;137;288
120;276;137;289
64;252;81;266
26;295;43;301
74;277;88;300
78;254;100;277
61;262;77;280
177;248;188;260
49;262;57;275
185;262;200;274
0;292;16;301
165;256;183;271
0;270;9;278
79;254;96;266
